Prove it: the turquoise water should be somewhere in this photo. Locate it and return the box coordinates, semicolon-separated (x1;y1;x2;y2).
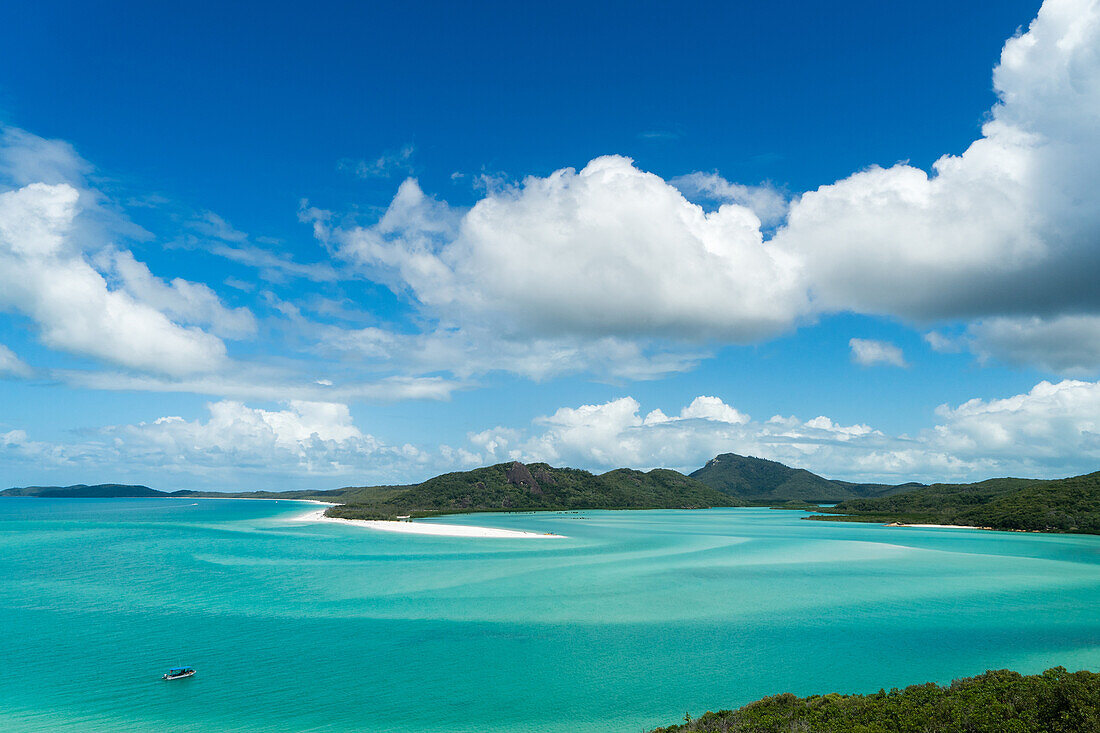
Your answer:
1;499;1098;732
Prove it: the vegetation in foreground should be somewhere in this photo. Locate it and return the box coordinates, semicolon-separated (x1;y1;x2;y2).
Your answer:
810;472;1100;534
650;667;1100;733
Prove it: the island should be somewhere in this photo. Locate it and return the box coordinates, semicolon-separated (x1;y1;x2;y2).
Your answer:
5;454;1098;535
325;462;741;519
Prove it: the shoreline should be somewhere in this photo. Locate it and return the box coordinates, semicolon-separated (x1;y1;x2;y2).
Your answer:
173;497;338;504
885;522;995;530
885;522;1044;532
290;508;567;538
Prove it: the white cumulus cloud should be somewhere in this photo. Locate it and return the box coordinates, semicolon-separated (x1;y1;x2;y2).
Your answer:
325;156;807;343
6;379;1100;489
313;0;1100;377
503;381;1100;481
931;379;1100;466
515;396;893;477
849;338;908;368
0;400;428;487
0;183;228;376
95;247;256;339
775;0;1100;323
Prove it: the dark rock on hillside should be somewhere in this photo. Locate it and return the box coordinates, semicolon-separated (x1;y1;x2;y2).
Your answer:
506;461;542;494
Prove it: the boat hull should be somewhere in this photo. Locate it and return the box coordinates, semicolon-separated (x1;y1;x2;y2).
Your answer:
162;670;196;680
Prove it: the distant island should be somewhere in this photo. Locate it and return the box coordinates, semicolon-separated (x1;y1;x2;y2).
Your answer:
648;666;1100;733
4;453;1098;535
0;483;168;498
0;483;348;501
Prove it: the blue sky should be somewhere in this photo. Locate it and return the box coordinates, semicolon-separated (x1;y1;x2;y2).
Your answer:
3;0;1100;491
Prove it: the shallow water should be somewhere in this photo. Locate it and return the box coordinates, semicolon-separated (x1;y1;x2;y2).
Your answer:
1;498;1097;732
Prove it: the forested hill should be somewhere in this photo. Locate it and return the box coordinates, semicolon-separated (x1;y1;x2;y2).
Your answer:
649;667;1100;733
689;453;915;502
327;462;740;520
0;484;165;498
812;472;1100;534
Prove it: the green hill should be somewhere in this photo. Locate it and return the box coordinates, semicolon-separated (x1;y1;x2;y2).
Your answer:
964;472;1100;532
650;667;1100;733
0;483;165;498
689;453;910;502
812;472;1100;533
327;461;741;520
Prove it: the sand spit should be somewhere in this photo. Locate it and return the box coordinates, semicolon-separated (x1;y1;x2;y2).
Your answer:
292;508;566;538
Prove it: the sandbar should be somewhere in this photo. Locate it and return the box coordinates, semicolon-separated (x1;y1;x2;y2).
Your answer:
292;508;566;538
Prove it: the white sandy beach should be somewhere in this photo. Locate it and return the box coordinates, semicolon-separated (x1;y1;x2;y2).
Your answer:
292;508;566;538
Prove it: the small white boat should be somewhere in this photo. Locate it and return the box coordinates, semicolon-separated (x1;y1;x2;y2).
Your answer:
162;667;196;680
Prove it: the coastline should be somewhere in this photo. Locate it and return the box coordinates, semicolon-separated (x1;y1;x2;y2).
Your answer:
811;514;1068;534
176;497;337;504
885;522;995;530
291;507;567;538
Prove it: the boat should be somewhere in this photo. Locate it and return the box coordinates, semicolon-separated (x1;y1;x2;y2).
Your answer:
162;667;196;680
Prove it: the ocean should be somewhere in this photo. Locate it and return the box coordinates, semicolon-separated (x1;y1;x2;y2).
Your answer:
1;498;1097;732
